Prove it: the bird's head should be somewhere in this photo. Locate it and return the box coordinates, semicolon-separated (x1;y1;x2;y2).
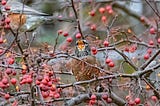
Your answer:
75;39;91;57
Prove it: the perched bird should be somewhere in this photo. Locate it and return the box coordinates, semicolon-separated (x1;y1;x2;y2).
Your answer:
1;0;73;32
70;39;101;85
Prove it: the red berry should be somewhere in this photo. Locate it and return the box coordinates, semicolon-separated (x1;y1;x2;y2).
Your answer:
21;70;26;75
89;100;96;105
149;40;154;45
91;94;96;100
157;38;160;44
134;98;141;104
105;58;112;64
76;33;81;39
41;79;48;85
50;84;56;91
4;24;11;29
89;10;95;16
129;100;135;106
0;37;4;44
108;9;113;14
66;37;72;43
92;49;97;55
36;80;40;85
47;81;52;87
103;40;109;47
147;48;152;54
124;47;129;52
108;61;114;67
91;47;97;52
4;94;10;100
2;78;8;85
5;5;10;10
0;49;3;54
140;16;145;22
101;16;107;23
11;78;17;85
5;68;12;75
42;91;49;98
57;30;63;35
5;17;10;24
151;96;157;102
99;7;105;14
26;78;32;84
54;93;60;98
1;0;7;5
106;5;112;11
106;97;112;103
63;32;69;37
90;24;96;31
102;94;108;100
144;54;150;60
149;27;156;34
8;58;14;65
12;70;17;76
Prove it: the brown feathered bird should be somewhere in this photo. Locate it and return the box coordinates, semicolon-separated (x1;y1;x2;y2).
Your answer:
70;39;101;88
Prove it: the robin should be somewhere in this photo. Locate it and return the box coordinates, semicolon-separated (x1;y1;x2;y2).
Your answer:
69;39;101;90
1;0;73;33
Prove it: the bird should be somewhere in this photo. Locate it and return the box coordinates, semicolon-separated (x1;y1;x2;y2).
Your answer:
70;39;101;87
0;0;73;33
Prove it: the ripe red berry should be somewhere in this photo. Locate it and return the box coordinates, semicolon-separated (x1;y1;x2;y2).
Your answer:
5;68;12;75
76;33;81;39
5;17;10;24
108;9;113;14
151;95;157;102
89;10;95;16
149;27;156;34
108;61;114;67
36;80;40;85
0;49;3;54
57;30;63;35
102;94;108;100
101;16;107;23
157;38;160;44
42;91;49;98
91;94;96;100
149;40;154;45
91;47;97;52
105;58;112;64
0;37;4;44
140;16;145;22
11;78;17;85
63;32;69;37
92;50;98;55
106;5;112;11
124;47;129;52
144;54;150;60
147;48;152;54
106;97;112;103
8;58;14;65
12;70;17;76
4;94;10;100
90;24;96;31
1;0;6;5
41;79;48;85
66;37;73;43
129;100;135;106
4;5;10;10
89;100;96;105
99;7;105;14
103;40;109;47
2;78;8;85
26;78;33;84
54;93;60;98
134;98;141;104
